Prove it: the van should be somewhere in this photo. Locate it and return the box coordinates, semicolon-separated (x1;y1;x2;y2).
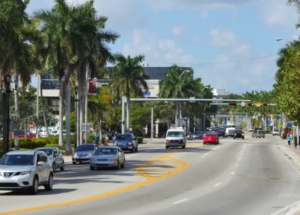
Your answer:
165;127;186;149
225;125;236;137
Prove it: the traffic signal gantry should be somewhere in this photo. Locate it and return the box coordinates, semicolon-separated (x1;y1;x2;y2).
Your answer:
227;102;275;107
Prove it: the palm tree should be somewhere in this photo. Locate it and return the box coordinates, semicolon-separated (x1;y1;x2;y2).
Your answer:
109;54;149;132
159;65;196;126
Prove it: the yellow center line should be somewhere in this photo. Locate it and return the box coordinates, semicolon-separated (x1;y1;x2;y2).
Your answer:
0;143;201;215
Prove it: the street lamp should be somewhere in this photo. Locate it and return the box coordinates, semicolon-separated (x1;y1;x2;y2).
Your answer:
145;104;155;141
179;70;191;79
2;73;12;153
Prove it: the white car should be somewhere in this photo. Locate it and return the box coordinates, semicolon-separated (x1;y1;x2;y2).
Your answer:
36;147;65;171
272;130;280;135
0;150;53;194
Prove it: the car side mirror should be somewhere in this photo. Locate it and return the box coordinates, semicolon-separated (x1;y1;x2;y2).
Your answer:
37;161;45;166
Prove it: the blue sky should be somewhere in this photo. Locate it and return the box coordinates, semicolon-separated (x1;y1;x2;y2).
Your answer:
27;0;299;94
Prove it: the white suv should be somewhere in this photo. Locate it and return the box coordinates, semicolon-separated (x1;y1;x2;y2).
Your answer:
0;150;53;194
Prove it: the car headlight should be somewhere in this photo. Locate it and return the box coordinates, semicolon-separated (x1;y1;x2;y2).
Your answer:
110;158;118;162
128;142;132;145
73;154;77;158
166;140;170;144
88;153;93;157
20;171;32;175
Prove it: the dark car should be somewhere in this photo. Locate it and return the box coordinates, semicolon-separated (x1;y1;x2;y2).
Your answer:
218;128;225;137
252;130;265;138
192;131;204;139
234;130;245;139
186;132;194;140
114;133;138;153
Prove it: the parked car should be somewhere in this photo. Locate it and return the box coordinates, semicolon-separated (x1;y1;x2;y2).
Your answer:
114;133;138;152
9;130;36;139
203;132;219;145
0;150;53;194
36;147;65;171
90;146;125;170
233;130;245;139
272;130;280;136
252;130;265;138
186;132;194;140
72;144;98;164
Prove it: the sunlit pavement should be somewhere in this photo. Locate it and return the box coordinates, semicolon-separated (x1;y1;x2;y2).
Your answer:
2;135;300;215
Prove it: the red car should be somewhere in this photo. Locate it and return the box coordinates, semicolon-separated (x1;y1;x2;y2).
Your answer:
9;130;36;138
203;132;219;145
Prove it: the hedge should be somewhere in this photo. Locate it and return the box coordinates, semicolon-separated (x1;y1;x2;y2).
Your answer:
137;137;143;144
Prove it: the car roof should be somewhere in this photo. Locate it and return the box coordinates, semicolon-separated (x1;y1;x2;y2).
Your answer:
36;147;55;150
78;143;96;146
6;150;36;155
97;146;119;149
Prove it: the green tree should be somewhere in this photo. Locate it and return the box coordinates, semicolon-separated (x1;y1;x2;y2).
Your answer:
109;54;149;132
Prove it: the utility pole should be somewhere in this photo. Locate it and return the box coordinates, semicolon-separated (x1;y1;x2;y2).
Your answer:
85;69;88;143
36;74;39;138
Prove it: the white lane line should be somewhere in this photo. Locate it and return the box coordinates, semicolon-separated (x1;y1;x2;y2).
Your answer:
173;198;189;205
214;183;221;187
231;172;235;175
236;164;239;167
213;146;221;151
202;153;210;158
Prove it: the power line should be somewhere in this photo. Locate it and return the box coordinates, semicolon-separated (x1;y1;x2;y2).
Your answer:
145;54;277;66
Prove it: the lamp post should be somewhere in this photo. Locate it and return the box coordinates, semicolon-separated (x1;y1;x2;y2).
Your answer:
145;104;155;140
74;86;80;148
112;98;121;132
2;74;12;153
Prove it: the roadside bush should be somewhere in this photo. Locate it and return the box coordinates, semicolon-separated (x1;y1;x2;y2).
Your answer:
137;137;143;144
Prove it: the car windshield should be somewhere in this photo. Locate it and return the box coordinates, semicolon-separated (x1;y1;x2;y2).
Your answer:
75;145;95;151
0;154;34;166
37;149;53;156
205;133;215;137
167;131;184;137
116;135;132;140
95;148;117;155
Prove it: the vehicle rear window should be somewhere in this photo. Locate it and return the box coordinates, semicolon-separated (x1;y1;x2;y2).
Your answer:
75;145;95;151
205;133;215;137
116;135;132;140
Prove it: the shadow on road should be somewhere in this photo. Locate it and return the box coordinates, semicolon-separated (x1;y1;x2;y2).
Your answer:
0;188;77;196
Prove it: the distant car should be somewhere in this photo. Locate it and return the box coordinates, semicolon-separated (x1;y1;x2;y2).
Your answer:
252;130;265;138
186;132;194;140
203;132;219;145
0;150;53;194
233;130;245;139
192;131;204;139
272;130;280;136
114;133;138;153
72;144;98;164
35;147;65;171
90;146;125;170
247;128;254;132
165;127;186;149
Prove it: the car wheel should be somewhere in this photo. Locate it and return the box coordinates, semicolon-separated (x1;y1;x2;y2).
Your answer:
30;176;39;195
90;166;95;170
44;173;53;191
131;148;135;153
166;146;169;149
135;146;138;152
60;162;65;171
121;160;125;168
182;145;186;149
79;162;83;164
203;142;206;145
52;163;56;171
242;138;244;140
115;161;120;170
72;162;76;165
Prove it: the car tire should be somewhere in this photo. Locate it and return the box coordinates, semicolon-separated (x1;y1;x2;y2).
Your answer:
44;173;53;191
121;160;125;168
182;145;186;149
90;166;95;170
203;142;206;145
60;162;65;171
131;148;135;153
30;176;39;195
52;162;56;171
115;161;120;170
166;146;169;149
242;138;244;140
72;162;76;165
136;146;138;152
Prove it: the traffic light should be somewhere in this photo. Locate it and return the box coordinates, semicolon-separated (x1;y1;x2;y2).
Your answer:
262;103;270;107
228;102;240;106
247;103;255;106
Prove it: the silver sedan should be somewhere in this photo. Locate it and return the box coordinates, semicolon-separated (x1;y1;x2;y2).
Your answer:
90;146;125;170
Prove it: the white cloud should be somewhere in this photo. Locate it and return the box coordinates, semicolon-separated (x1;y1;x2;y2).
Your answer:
210;29;237;47
123;29;198;66
172;26;185;36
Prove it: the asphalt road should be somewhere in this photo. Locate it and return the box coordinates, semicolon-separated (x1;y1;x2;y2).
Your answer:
1;134;300;215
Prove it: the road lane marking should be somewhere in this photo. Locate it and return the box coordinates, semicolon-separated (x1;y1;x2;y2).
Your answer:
231;172;235;175
202;153;210;158
214;183;221;187
173;198;189;205
0;144;201;215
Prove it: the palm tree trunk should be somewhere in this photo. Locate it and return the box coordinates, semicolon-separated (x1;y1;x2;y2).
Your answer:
40;78;49;137
75;81;80;148
79;67;85;144
58;77;64;147
99;115;102;144
14;74;19;150
65;81;72;154
175;102;179;126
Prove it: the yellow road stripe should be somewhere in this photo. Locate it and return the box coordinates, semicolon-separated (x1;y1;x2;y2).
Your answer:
0;143;201;215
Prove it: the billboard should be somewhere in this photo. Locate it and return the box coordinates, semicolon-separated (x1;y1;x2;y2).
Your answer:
88;79;97;96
